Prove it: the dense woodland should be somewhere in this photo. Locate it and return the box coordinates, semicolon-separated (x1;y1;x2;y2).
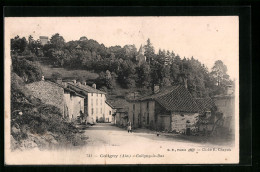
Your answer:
11;34;233;98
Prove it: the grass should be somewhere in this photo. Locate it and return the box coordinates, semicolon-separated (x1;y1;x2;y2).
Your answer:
35;57;99;80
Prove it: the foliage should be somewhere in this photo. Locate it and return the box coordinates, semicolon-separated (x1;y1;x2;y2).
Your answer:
12;56;43;83
10;34;233;97
11;36;28;54
11;74;85;149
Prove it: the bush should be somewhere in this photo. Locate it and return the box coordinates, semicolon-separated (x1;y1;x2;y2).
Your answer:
12;56;42;83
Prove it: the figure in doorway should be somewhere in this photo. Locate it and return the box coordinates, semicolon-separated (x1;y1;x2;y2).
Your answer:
127;121;132;133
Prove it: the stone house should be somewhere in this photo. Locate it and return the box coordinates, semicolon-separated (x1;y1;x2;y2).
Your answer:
66;81;107;124
25;80;85;121
127;85;201;133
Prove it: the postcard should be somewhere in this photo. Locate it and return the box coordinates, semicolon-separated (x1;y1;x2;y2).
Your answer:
5;16;239;164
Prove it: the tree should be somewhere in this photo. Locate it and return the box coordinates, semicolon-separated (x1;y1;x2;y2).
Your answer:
27;35;42;56
105;70;115;89
12;57;42;83
50;33;65;50
136;63;151;88
211;60;229;86
144;38;155;64
11;36;28;53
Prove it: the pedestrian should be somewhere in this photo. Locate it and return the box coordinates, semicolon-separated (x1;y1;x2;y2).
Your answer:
127;121;132;133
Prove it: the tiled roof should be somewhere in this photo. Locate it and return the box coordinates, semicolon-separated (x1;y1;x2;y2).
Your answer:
195;98;217;113
46;81;86;98
130;85;200;113
67;82;106;94
138;86;179;101
154;85;200;113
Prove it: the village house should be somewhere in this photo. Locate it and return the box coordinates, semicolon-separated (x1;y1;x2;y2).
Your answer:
104;101;116;123
114;108;128;127
25;77;85;121
63;87;85;122
127;85;201;134
65;80;112;124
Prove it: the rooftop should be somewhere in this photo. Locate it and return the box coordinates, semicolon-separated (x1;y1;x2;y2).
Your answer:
195;97;217;113
130;85;201;113
67;82;106;95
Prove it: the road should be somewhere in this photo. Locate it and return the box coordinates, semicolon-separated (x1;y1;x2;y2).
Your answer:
9;123;237;165
77;123;237;164
83;123;230;148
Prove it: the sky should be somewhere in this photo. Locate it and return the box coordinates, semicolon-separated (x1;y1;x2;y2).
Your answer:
5;17;239;79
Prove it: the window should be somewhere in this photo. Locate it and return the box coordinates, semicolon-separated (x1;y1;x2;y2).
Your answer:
96;108;98;114
91;108;94;115
109;111;111;115
147;102;149;109
96;99;98;106
133;104;135;111
101;108;102;114
101;94;102;97
91;99;93;106
101;99;102;105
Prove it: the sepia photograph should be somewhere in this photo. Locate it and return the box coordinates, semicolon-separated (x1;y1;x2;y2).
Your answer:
4;16;239;164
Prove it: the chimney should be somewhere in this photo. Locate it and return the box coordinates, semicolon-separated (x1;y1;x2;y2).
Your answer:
72;79;76;84
184;78;188;89
92;83;96;89
41;75;45;81
154;85;160;94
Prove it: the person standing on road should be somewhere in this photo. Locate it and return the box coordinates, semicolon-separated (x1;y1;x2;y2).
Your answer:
127;121;132;133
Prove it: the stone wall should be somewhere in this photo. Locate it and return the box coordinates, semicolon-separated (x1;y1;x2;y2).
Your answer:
171;112;199;133
26;81;64;115
213;96;235;131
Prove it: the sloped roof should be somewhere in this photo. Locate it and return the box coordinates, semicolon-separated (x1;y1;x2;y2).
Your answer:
155;85;200;113
138;86;179;101
105;100;115;108
131;85;200;113
195;98;217;113
67;82;106;94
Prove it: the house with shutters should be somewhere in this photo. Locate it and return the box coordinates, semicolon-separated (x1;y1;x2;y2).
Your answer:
127;85;202;133
65;80;110;124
